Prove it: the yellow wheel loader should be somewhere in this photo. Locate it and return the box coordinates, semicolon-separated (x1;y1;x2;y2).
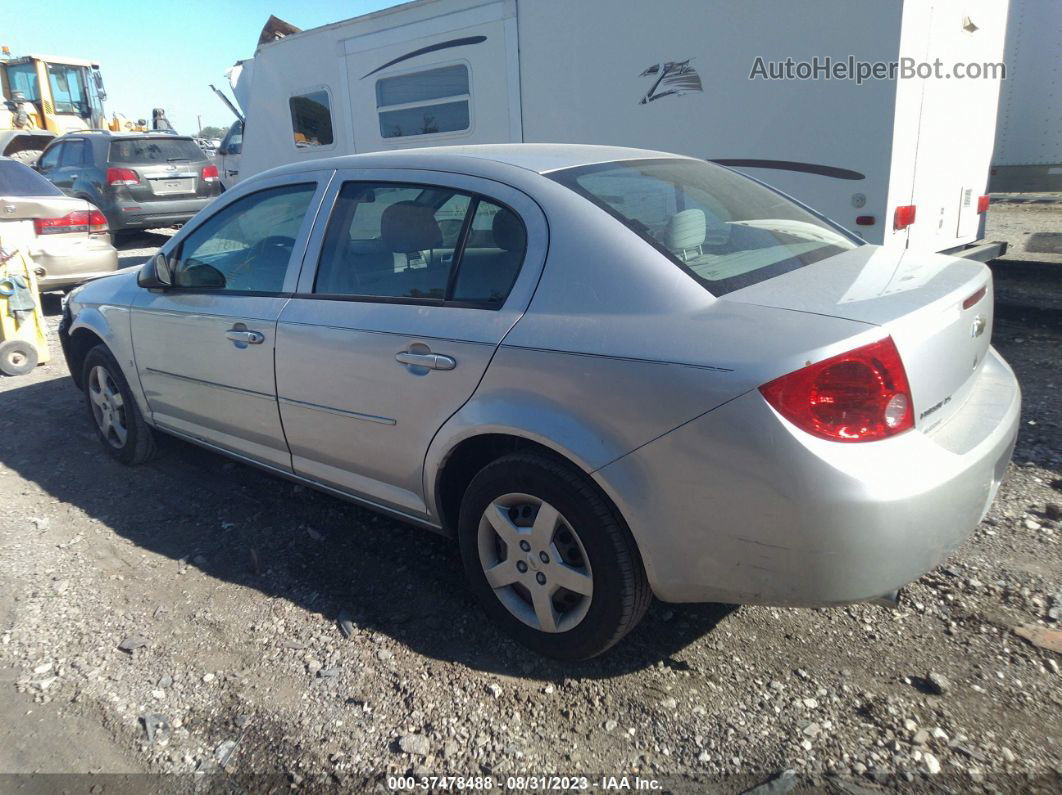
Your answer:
0;47;147;166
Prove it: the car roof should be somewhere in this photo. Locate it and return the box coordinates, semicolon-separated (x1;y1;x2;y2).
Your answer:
259;143;692;180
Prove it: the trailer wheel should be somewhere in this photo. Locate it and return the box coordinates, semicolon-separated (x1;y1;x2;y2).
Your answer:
0;340;39;376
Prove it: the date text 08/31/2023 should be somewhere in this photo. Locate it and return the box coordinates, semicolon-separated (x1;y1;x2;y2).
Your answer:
387;775;663;791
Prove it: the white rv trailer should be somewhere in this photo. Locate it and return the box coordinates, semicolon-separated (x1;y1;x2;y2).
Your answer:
229;0;1009;256
990;0;1062;193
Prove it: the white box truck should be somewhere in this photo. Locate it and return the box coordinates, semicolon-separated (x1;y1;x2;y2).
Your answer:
990;0;1062;193
227;0;1010;256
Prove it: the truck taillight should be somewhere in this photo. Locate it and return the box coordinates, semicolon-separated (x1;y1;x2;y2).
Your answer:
106;167;139;186
201;164;219;182
759;337;914;442
34;210;109;235
894;205;917;230
977;195;990;214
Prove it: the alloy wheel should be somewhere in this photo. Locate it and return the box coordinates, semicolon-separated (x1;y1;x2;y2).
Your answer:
88;365;128;449
476;493;593;633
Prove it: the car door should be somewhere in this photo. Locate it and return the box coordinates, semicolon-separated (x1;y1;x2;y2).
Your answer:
50;138;87;194
275;168;547;518
217;121;243;188
130;173;329;469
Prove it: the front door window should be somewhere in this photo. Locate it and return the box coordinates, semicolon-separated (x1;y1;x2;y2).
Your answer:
172;183;316;292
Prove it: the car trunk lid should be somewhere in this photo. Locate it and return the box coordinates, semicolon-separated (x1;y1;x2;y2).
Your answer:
0;195;98;241
724;245;993;432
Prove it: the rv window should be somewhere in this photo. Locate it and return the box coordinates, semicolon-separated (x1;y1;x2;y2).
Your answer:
289;91;334;148
376;65;470;139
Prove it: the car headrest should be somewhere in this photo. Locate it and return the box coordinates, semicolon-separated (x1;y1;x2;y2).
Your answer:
381;201;443;253
664;208;707;252
492;208;526;252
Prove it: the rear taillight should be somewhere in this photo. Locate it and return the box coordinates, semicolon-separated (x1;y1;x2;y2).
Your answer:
894;205;917;230
34;210;109;235
106;167;139;186
88;210;108;233
759;337;914;442
201;163;219;182
976;194;990;214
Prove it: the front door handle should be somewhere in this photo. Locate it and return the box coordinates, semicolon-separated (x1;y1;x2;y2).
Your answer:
226;328;265;345
395;351;456;370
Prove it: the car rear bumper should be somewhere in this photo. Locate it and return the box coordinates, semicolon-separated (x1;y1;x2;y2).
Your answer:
109;196;213;231
595;347;1021;606
29;239;119;291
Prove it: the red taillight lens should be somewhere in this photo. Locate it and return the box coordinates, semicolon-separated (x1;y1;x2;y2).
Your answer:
759;337;914;442
106;167;139;186
34;209;109;235
894;205;917;230
976;194;990;214
201;163;219;182
88;209;109;233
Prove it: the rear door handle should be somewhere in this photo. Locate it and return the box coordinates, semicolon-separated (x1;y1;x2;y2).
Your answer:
395;351;456;370
226;328;265;345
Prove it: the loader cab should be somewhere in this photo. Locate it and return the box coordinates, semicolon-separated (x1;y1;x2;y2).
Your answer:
1;55;106;134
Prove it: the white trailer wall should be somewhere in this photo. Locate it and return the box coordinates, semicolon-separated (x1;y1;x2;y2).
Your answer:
518;0;902;242
990;0;1062;192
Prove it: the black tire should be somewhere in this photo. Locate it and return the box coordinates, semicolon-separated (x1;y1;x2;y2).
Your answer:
82;345;156;465
458;452;651;660
111;229;134;246
0;340;38;376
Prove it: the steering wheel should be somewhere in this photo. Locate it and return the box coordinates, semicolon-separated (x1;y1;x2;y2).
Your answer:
226;235;297;287
248;235;296;259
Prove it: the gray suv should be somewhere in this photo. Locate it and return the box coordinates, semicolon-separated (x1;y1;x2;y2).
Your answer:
36;132;222;236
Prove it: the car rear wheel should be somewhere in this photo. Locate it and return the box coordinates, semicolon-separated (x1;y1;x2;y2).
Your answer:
82;345;156;465
458;452;651;660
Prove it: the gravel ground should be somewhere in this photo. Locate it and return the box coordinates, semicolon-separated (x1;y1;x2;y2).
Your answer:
0;224;1059;793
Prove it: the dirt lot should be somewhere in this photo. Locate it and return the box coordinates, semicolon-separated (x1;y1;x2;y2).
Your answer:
0;220;1060;793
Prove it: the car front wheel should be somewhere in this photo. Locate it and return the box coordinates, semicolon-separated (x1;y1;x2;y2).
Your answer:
82;345;156;465
458;452;651;660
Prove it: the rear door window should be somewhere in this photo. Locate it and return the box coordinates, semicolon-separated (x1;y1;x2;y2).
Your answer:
314;182;525;307
0;160;64;196
108;138;204;165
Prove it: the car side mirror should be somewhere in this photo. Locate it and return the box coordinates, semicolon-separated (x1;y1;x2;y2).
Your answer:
137;252;172;289
216;144;227;156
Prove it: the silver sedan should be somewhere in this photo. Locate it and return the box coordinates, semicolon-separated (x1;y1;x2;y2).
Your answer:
60;145;1020;659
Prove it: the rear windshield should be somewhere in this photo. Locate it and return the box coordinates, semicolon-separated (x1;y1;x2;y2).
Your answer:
549;159;860;296
109;138;205;165
0;159;63;197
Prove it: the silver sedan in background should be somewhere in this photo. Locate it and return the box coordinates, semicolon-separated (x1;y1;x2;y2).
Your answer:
59;145;1020;659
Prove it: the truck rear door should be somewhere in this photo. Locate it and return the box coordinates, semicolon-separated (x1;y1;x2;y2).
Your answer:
902;0;1008;252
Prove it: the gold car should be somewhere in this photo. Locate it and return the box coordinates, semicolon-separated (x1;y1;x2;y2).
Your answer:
0;156;117;291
